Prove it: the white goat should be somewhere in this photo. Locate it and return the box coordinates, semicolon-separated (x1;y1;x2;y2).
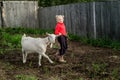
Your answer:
21;33;57;66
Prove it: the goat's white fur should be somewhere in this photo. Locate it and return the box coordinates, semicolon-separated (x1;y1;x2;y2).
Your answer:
21;33;57;66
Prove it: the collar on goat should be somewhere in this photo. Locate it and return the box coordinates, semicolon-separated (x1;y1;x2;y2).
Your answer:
48;37;50;41
47;36;53;48
48;36;51;42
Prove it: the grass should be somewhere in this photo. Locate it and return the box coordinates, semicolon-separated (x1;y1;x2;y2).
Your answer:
0;27;54;53
68;33;120;50
0;27;120;55
2;32;22;48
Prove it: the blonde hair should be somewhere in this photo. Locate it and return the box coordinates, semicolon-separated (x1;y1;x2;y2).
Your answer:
56;15;64;22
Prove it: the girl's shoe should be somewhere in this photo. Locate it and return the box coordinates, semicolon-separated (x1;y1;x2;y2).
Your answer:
59;59;66;63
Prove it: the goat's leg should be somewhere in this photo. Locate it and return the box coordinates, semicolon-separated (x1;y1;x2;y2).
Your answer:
22;49;25;63
42;53;53;64
50;43;53;48
22;49;27;63
24;52;28;63
38;54;42;66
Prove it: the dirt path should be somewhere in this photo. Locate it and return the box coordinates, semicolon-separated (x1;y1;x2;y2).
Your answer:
0;41;120;80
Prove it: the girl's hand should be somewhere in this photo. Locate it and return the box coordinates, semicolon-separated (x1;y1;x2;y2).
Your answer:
59;33;62;35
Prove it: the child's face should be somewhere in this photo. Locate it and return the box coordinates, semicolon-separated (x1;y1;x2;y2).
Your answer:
56;15;64;23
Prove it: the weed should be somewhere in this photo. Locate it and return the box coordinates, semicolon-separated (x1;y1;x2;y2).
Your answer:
29;61;33;67
78;78;84;80
87;63;108;78
15;74;38;80
49;76;61;80
68;33;81;41
0;50;4;55
52;43;59;49
42;66;51;75
70;53;75;58
111;68;120;80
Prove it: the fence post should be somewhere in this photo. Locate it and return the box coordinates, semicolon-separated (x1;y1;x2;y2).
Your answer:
0;1;2;27
93;2;96;39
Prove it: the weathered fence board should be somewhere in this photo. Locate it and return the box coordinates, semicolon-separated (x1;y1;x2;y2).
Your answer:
86;2;95;38
0;2;2;27
38;1;120;40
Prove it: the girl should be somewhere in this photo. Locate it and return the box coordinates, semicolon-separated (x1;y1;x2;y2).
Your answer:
54;15;68;63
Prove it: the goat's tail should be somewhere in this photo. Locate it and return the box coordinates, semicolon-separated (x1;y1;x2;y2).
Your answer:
22;33;26;38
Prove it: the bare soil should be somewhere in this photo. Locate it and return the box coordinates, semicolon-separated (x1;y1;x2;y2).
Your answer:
0;40;120;80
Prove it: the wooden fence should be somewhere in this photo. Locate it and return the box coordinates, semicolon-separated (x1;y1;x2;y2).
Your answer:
38;1;120;40
0;1;119;41
0;1;38;28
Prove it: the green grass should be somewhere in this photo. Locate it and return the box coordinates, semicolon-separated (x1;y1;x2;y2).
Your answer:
0;27;53;48
0;27;54;54
0;27;120;53
2;32;22;48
